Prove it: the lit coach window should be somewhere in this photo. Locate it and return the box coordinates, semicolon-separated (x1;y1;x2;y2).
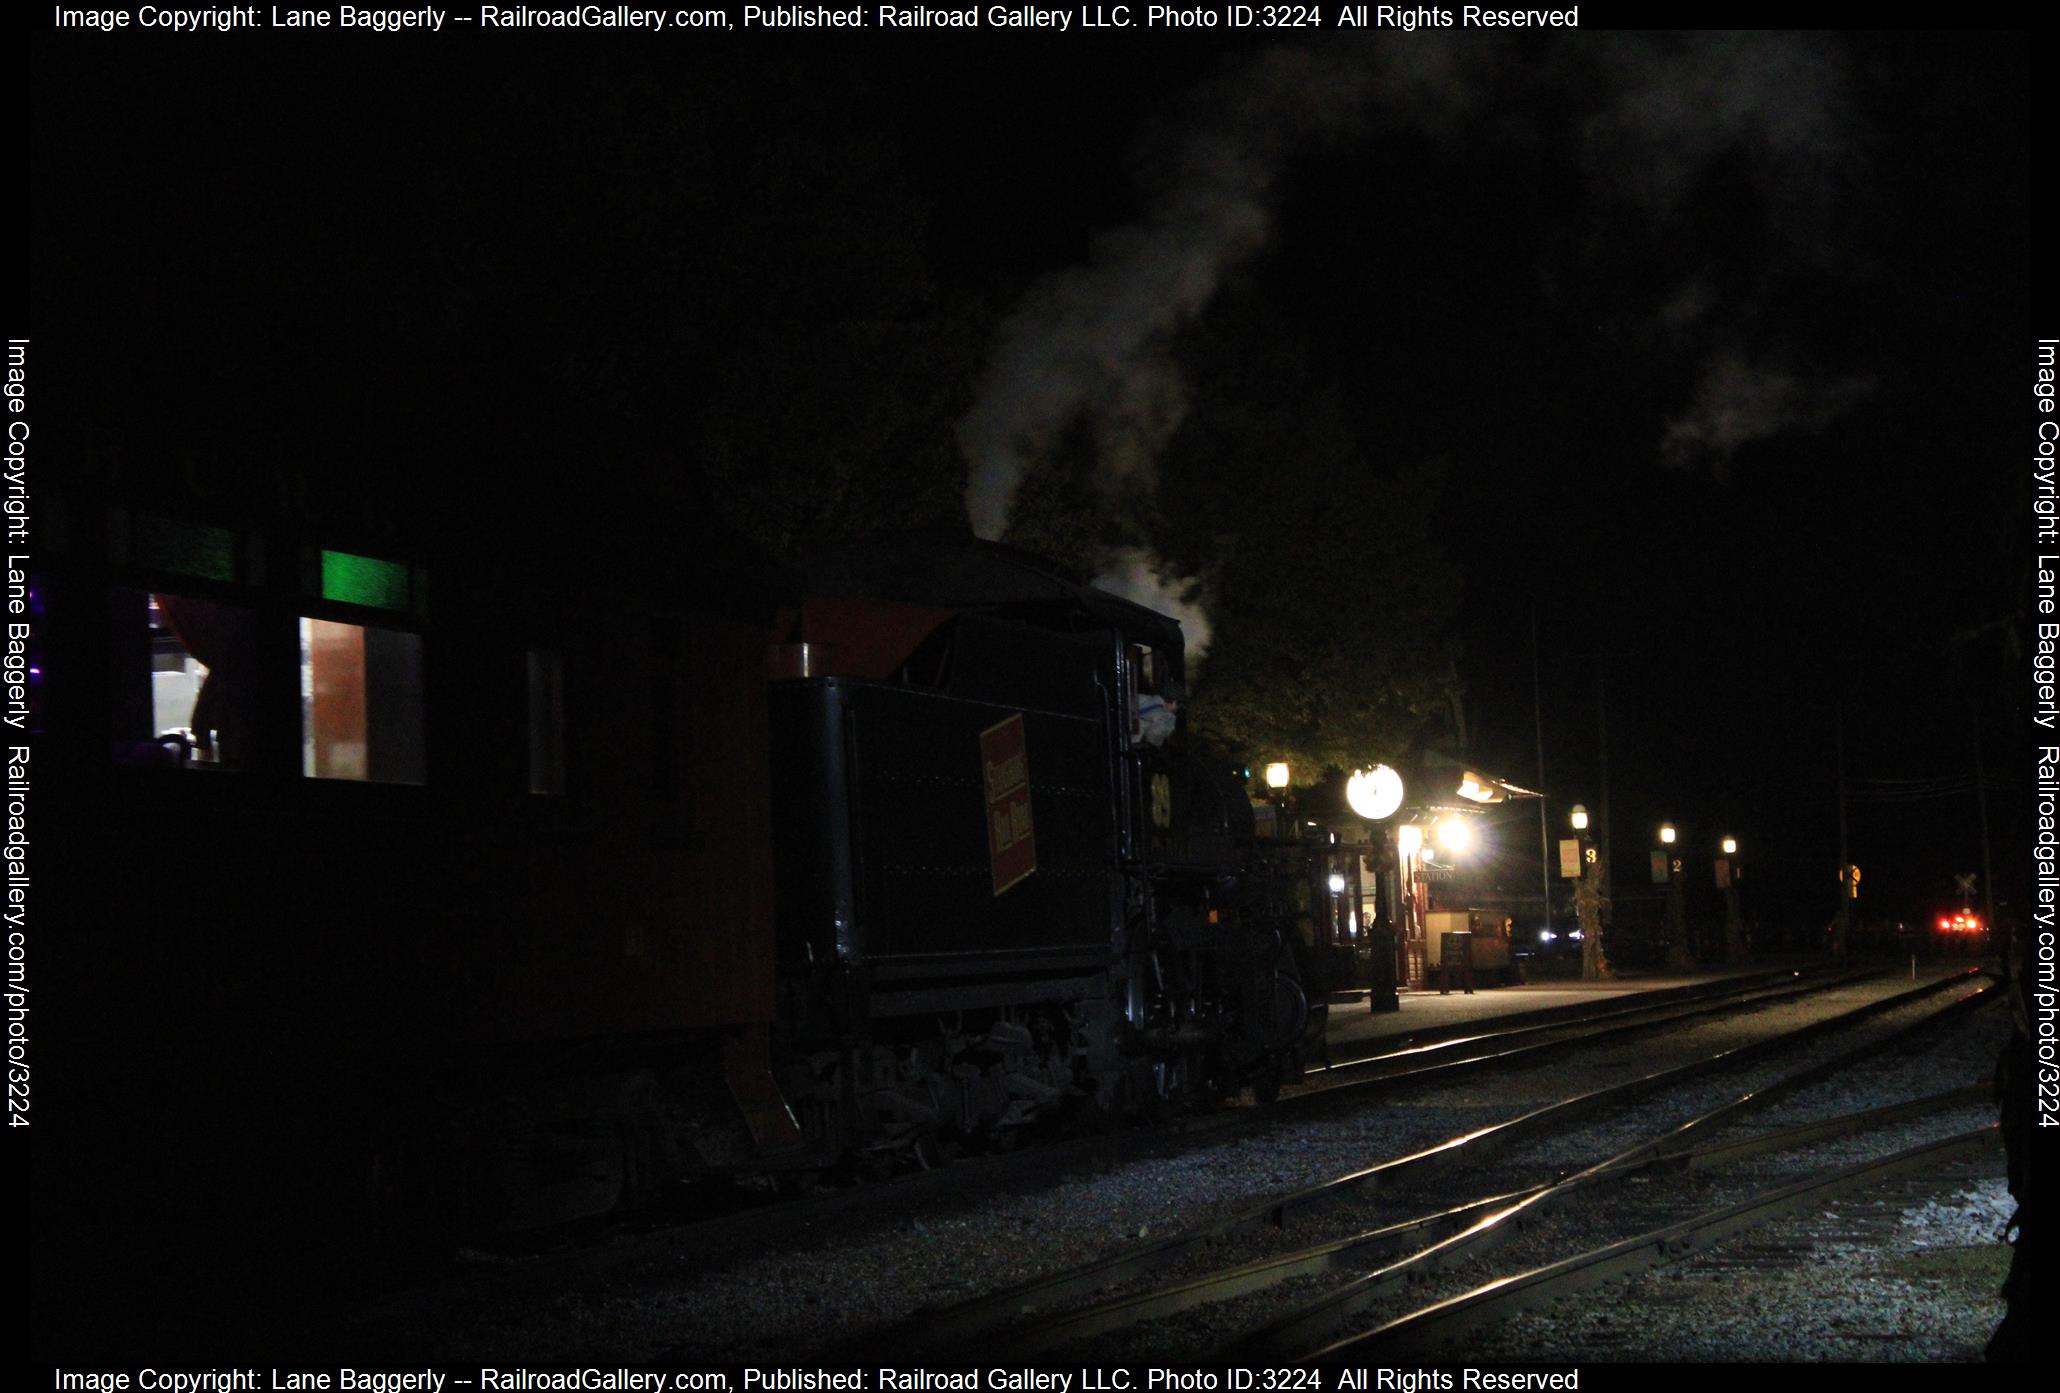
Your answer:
107;515;256;771
300;549;425;785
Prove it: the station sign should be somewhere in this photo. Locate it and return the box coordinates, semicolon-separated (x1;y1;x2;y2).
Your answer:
1558;838;1582;879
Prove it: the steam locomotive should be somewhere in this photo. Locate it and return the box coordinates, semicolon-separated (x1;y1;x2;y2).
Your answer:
765;544;1319;1158
35;471;1321;1296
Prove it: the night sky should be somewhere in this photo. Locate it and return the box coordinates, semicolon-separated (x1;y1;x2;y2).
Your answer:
31;21;2033;928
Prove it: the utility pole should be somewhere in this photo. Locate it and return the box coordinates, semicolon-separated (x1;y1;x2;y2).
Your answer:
1971;689;1997;935
1949;617;2009;961
1597;659;1613;931
1835;703;1851;958
1532;605;1552;942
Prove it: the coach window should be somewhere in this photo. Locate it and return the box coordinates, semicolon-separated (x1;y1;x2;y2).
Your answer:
300;618;425;784
109;589;261;771
106;514;263;771
528;648;565;795
298;547;426;784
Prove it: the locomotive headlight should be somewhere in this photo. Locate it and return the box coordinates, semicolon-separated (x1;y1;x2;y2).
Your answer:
1345;765;1406;821
1436;817;1472;853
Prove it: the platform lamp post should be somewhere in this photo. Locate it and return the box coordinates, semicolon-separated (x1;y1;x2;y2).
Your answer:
1263;761;1291;838
1570;804;1611;980
1345;766;1407;1013
1719;836;1750;965
1659;822;1694;971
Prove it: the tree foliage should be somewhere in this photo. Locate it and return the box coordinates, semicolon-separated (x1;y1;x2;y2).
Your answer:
36;49;989;562
1147;289;1464;775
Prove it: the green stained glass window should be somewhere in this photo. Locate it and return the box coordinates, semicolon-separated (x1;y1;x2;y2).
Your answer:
320;550;410;610
134;516;236;582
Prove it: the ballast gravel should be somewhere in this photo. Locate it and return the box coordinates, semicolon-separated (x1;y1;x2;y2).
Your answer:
295;969;2015;1365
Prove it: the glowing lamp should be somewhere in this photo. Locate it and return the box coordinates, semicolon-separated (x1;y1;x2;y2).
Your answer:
1436;817;1472;853
1456;772;1502;804
1327;873;1347;894
1659;823;1677;845
1265;762;1291;790
1569;804;1589;832
1345;765;1406;821
1722;837;1738;856
1396;824;1423;857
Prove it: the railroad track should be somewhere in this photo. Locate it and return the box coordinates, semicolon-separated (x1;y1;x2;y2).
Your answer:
1301;963;1883;1095
871;968;1993;1362
283;967;1993;1365
1319;964;1859;1069
1311;1124;2000;1360
626;965;1882;1258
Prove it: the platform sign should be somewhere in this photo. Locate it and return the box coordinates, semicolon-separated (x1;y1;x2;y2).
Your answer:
981;713;1037;895
1650;851;1670;885
1715;858;1731;888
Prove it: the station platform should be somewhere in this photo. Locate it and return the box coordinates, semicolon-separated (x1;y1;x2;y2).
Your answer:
1321;960;1823;1054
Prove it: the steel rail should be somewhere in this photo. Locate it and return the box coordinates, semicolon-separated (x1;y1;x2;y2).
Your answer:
1226;980;1994;1358
1310;1125;2002;1360
1289;968;1897;1107
1000;993;1992;1360
1014;1082;1990;1360
876;967;1982;1359
1317;965;1874;1078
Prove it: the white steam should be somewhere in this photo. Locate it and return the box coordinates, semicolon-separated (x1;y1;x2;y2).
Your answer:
958;45;1394;544
1662;351;1874;478
1092;547;1213;662
958;32;1875;618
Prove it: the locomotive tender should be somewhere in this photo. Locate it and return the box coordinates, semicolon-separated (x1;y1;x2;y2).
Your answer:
38;470;1316;1298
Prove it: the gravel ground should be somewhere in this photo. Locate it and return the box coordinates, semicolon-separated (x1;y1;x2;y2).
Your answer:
1465;1168;2013;1362
1053;1099;2002;1364
284;968;2006;1365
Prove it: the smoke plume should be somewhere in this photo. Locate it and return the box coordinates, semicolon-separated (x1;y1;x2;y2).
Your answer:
958;32;1874;612
1092;547;1214;662
957;45;1395;546
1661;351;1874;478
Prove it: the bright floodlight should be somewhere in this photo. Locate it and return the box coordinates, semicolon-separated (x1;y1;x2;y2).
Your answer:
1659;823;1677;845
1436;817;1472;853
1345;765;1406;821
1265;762;1291;790
1569;804;1590;831
1396;824;1424;857
1327;873;1347;894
